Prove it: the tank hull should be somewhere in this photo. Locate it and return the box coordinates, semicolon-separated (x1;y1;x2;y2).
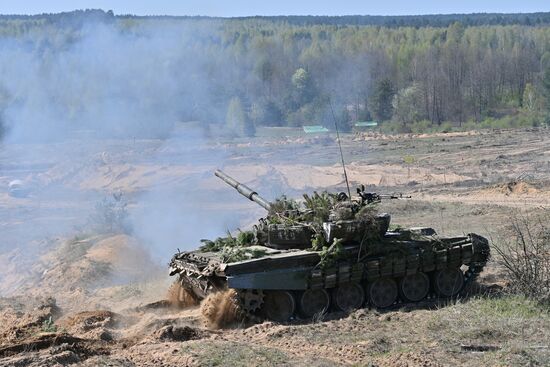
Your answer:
169;232;490;320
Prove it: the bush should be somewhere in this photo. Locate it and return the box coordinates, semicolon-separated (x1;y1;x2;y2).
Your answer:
477;113;542;130
42;316;57;333
409;120;433;134
462;119;478;131
88;192;131;234
492;212;550;306
380;120;410;134
438;121;453;133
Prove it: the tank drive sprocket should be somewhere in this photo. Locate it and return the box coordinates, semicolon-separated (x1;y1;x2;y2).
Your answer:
238;289;265;313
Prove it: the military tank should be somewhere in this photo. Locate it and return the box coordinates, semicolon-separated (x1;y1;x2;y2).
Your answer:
169;170;490;322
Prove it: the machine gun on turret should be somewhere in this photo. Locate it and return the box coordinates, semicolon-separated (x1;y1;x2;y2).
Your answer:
356;185;411;205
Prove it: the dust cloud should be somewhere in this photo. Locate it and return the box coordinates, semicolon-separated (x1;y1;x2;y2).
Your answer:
0;17;246;299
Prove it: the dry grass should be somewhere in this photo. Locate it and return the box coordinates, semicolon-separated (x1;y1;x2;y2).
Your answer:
426;295;550;365
180;340;291;367
187;294;549;366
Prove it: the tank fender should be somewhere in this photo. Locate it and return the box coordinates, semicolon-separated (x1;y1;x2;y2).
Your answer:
227;267;311;290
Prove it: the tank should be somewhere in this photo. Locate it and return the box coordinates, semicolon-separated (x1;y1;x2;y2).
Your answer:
169;170;490;322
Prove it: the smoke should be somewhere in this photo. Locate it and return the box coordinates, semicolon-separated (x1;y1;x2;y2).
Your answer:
0;21;224;143
0;16;252;296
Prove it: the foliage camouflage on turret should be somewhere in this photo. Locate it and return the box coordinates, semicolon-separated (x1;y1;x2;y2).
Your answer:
198;192;384;266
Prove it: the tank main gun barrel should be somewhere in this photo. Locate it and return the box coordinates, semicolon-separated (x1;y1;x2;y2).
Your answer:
215;170;272;211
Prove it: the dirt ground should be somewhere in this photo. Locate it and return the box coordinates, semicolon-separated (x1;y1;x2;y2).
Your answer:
0;127;549;366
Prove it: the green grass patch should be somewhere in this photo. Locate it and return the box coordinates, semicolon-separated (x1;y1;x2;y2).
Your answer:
470;295;548;319
181;340;289;367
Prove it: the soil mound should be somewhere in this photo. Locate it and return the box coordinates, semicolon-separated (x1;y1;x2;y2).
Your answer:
0;297;59;347
498;180;538;195
56;310;119;338
153;324;206;341
15;234;166;311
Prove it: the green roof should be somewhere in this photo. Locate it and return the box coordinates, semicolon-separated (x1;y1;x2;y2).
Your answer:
302;125;329;133
355;121;378;127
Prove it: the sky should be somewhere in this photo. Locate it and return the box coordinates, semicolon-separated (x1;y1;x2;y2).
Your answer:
0;0;549;17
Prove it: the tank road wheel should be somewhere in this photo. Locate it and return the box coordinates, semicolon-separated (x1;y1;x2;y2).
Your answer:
367;278;398;308
334;283;365;312
399;272;430;302
299;289;330;318
263;291;296;323
433;268;465;297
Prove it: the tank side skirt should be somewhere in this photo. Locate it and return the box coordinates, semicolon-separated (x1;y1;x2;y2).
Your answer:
305;234;488;292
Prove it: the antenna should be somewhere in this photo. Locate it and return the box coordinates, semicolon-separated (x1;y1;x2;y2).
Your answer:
328;97;352;201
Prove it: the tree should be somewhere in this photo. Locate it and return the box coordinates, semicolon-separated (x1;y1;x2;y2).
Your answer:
251;100;283;127
522;83;539;112
291;67;315;105
392;83;423;125
338;106;352;132
542;65;550;111
368;79;396;122
226;97;255;137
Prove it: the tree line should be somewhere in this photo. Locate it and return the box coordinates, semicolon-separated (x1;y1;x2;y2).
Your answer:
1;10;550;138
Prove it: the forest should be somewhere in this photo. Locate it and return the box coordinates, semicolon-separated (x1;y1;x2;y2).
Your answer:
1;9;550;138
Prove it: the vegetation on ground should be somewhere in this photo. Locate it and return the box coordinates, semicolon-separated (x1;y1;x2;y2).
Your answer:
87;193;131;234
492;211;550;306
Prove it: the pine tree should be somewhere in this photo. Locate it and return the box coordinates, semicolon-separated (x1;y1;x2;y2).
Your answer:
226;97;255;137
369;79;396;122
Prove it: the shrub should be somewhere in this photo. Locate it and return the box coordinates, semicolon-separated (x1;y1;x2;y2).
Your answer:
88;192;131;234
438;121;454;133
380;120;410;134
409;119;433;133
42;316;57;333
492;212;550;306
462;119;478;131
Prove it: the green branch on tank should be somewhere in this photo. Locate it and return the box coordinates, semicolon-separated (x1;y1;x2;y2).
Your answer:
199;230;256;252
317;238;346;269
221;246;269;263
198;230;268;262
268;192;340;225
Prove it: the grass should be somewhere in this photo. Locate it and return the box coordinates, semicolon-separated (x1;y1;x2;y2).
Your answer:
181;340;290;367
56;235;96;263
426;295;550;365
378;112;548;135
200;295;549;366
